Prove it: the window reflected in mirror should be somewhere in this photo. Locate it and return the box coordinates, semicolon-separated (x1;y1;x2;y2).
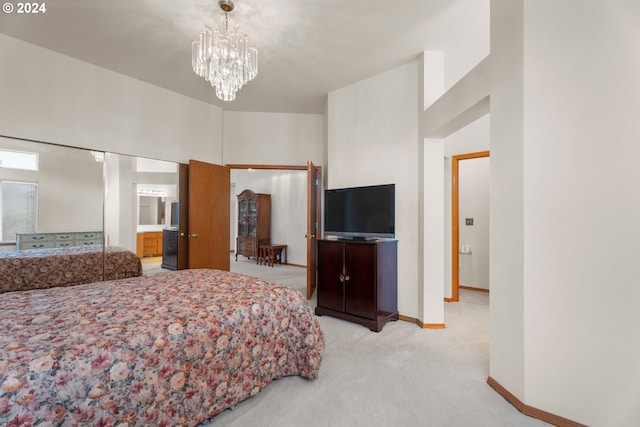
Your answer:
0;137;104;251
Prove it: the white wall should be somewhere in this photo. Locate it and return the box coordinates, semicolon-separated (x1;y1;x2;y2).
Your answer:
231;169;307;266
328;61;420;319
0;34;223;165
421;138;445;324
521;1;640;425
438;0;491;93
222;111;325;168
489;0;526;402
485;1;640;425
444;115;490;157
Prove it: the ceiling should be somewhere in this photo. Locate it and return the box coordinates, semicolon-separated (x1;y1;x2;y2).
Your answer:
0;0;488;114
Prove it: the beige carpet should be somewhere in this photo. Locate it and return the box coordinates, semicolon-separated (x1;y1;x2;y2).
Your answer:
211;258;548;426
143;256;548;426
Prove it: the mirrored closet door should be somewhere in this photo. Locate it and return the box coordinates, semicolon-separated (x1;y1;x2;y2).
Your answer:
0;135;182;281
104;153;179;269
0;136;104;253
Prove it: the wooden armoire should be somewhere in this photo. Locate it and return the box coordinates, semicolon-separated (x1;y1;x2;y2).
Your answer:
235;189;271;261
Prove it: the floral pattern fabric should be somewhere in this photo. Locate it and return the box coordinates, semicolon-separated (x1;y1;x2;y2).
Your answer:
0;269;324;426
0;245;142;294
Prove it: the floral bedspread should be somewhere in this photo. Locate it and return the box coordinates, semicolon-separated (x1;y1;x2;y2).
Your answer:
0;269;324;426
0;245;142;294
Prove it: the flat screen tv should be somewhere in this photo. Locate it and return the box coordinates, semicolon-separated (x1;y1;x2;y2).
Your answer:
324;184;395;240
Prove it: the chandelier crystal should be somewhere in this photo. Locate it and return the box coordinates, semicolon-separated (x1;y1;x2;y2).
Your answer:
192;0;258;101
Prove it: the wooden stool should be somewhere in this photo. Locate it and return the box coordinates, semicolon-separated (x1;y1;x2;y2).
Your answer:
258;244;287;267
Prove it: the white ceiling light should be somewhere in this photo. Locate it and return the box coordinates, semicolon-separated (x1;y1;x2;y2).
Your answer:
191;0;258;101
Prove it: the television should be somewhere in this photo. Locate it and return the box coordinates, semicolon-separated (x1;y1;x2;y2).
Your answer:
324;184;395;240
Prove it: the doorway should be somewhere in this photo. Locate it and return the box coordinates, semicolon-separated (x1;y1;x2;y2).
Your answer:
451;151;490;302
227;163;322;299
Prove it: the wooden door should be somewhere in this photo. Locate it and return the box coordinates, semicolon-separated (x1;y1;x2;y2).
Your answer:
188;160;230;271
317;240;344;312
344;242;376;320
306;160;319;299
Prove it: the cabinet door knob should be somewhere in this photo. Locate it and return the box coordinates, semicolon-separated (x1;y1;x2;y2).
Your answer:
339;274;345;283
344;275;350;282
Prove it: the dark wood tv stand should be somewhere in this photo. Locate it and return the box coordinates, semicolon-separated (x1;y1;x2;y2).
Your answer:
315;239;398;332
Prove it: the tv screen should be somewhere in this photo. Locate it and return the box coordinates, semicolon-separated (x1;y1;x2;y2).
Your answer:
324;184;395;239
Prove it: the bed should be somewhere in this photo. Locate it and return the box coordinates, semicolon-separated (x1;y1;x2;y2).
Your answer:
0;268;324;426
0;245;142;294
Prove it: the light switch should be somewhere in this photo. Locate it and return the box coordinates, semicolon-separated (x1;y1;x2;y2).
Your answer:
465;218;474;226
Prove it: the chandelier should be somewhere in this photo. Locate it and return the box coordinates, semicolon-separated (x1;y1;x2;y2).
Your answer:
191;0;258;101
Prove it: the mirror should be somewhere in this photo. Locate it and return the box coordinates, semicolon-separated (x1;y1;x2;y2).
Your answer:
139;196;165;225
0;136;182;279
0;136;104;251
104;153;180;260
136;185;178;227
0;136;107;290
134;157;178;228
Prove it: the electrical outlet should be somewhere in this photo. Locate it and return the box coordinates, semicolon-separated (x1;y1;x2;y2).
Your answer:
465;218;474;226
